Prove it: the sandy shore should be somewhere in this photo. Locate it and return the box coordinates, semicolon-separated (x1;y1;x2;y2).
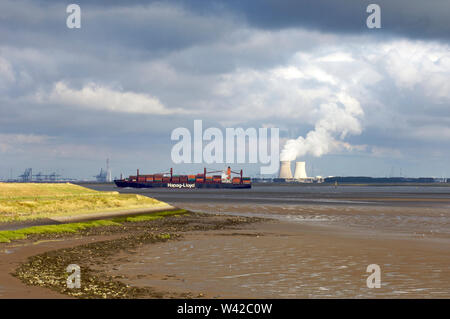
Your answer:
1;212;262;298
108;222;449;298
1;207;449;298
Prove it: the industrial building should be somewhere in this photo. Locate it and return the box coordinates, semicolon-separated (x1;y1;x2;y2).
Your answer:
279;161;293;179
277;160;323;183
95;159;112;182
8;168;70;182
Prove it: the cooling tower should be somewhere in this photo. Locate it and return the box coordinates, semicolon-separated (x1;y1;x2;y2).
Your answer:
279;161;293;179
293;161;307;179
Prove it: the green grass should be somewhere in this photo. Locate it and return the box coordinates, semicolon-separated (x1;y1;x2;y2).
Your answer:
0;183;168;222
0;209;188;243
111;209;188;223
0;220;121;243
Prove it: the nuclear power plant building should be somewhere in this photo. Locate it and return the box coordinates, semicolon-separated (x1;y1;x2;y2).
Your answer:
279;161;293;179
277;160;322;183
293;161;307;179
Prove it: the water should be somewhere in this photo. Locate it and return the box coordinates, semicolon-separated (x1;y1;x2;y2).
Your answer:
106;227;450;298
83;184;450;298
87;184;450;207
85;183;450;240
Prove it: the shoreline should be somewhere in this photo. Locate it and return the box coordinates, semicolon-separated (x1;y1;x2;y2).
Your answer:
0;205;175;231
1;211;264;298
1;207;449;298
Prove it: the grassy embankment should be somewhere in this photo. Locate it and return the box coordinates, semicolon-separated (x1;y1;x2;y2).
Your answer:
0;182;168;223
0;209;188;243
0;182;187;243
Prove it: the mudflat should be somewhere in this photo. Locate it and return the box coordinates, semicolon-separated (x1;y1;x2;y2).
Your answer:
97;219;450;298
1;207;448;298
0;212;262;298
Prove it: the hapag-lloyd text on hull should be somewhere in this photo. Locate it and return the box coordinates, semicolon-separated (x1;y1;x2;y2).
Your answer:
167;183;196;189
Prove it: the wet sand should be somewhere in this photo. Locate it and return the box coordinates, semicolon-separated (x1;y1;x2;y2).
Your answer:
0;235;115;299
1;209;448;298
100;219;450;298
1;184;449;298
1;213;262;298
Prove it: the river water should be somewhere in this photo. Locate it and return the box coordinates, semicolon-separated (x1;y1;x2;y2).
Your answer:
85;183;450;298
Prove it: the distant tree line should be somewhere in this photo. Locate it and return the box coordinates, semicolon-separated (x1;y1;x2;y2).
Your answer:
324;177;437;184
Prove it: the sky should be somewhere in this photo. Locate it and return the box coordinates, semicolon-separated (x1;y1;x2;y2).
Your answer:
0;0;450;179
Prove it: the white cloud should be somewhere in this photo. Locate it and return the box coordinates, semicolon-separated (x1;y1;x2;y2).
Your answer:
1;0;450;176
183;36;449;160
316;52;355;63
381;40;450;100
39;82;187;115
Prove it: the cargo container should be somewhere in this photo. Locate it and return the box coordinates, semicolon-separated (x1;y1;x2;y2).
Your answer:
115;167;251;189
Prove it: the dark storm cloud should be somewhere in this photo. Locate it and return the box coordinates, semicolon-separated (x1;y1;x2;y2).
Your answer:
16;0;450;44
0;0;237;56
62;0;448;42
1;0;450;178
201;0;450;42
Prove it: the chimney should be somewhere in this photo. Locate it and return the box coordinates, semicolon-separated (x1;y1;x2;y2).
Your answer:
293;161;307;179
279;161;293;179
106;158;112;182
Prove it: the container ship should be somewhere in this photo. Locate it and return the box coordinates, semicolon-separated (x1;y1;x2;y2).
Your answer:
114;167;251;189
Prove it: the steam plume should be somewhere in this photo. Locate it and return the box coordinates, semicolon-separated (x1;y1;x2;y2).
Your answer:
280;92;363;161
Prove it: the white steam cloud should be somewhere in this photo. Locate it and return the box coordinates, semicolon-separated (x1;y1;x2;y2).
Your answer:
280;91;363;161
